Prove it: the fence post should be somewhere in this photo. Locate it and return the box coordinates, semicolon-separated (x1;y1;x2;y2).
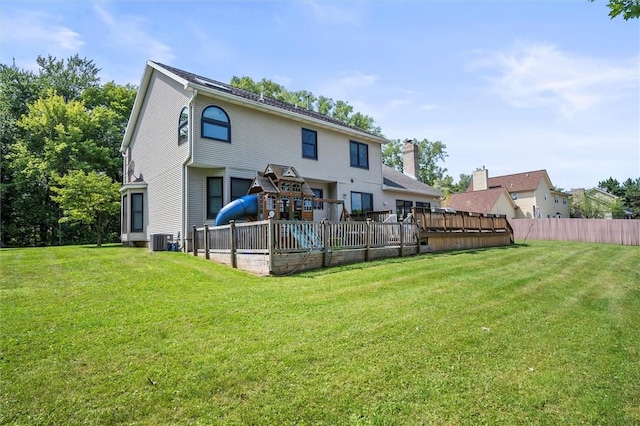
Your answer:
204;225;210;260
230;220;237;269
365;218;372;262
416;220;421;255
399;222;405;258
192;225;198;256
323;219;330;268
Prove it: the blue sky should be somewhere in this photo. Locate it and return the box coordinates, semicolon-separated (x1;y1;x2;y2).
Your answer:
1;0;638;190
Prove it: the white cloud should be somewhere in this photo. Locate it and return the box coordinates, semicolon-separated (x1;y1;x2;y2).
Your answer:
0;10;84;56
92;5;175;65
420;103;438;111
317;71;379;100
470;42;639;117
304;0;362;25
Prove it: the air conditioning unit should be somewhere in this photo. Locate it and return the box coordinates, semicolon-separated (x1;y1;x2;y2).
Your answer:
150;234;171;251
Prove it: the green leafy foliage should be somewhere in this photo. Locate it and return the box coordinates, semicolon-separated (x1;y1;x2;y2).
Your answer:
50;170;120;246
597;177;640;218
230;75;382;135
382;138;453;188
1;55;136;247
590;0;640;19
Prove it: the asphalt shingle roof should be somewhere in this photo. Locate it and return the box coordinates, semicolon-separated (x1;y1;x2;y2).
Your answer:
382;165;443;197
152;62;384;140
468;170;548;193
446;187;507;214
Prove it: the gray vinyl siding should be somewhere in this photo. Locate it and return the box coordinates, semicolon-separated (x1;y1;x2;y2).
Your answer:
127;70;190;239
186;166;258;228
187;168;205;231
191;94;386;213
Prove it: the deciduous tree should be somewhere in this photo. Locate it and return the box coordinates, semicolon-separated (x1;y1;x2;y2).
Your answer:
590;0;640;19
1;55;136;246
382;138;449;187
229;76;381;135
50;170;120;246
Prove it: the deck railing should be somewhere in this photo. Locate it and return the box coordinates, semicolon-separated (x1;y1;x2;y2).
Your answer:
187;210;514;274
411;208;513;234
192;219;419;256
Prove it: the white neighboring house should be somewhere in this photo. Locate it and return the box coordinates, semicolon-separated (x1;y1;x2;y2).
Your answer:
119;61;442;246
446;168;570;218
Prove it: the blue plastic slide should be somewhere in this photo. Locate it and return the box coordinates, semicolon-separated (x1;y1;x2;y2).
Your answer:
214;194;259;226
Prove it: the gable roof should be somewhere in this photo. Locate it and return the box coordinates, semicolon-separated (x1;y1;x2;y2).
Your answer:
446;187;514;214
381;165;443;197
468;169;551;193
121;61;386;151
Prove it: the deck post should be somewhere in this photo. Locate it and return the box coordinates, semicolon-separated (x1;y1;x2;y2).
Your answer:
204;225;210;260
322;219;330;268
230;220;237;269
192;225;198;256
399;222;405;258
416;220;421;255
365;218;372;262
268;219;274;274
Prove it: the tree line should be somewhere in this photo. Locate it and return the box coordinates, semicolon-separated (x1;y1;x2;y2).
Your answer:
1;55;136;247
571;178;640;219
2;51;637;247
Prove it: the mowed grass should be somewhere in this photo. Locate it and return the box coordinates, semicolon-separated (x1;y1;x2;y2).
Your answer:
1;241;639;425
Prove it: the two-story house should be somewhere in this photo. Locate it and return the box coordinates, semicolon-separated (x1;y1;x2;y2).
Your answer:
446;168;570;218
569;187;633;219
120;61;442;246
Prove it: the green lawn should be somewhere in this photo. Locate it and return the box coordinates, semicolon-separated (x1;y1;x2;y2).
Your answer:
1;241;639;425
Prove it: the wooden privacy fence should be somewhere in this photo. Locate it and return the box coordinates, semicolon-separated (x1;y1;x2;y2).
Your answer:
509;218;640;246
191;219;421;275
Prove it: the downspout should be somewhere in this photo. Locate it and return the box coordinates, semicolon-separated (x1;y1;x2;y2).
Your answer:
182;88;197;250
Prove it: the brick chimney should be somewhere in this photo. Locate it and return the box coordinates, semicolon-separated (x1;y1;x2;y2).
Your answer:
472;167;488;191
402;139;420;181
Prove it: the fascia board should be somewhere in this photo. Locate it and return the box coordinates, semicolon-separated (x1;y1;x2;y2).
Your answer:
382;185;443;198
120;61;191;152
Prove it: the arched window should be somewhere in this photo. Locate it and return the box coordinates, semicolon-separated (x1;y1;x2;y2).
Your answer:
202;106;230;142
178;107;188;144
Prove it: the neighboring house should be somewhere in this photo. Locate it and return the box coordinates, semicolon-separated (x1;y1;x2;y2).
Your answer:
119;61;442;246
569;187;632;219
445;168;570;218
446;186;518;217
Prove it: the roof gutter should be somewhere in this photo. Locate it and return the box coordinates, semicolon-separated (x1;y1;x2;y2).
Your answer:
181;88;198;249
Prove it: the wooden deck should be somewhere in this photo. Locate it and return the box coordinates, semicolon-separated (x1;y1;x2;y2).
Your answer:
186;210;513;275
